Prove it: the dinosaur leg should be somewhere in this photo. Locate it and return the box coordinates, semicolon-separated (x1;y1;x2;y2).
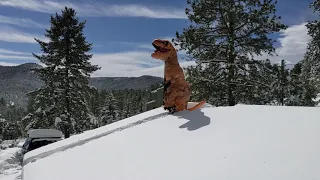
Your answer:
164;85;190;112
163;89;177;108
174;98;188;112
163;80;171;106
174;89;190;112
175;84;191;112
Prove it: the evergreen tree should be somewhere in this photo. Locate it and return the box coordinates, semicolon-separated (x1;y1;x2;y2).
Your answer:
285;62;304;106
253;59;274;105
100;92;119;125
26;95;36;114
87;88;101;117
305;0;320;83
136;93;146;113
184;63;228;106
300;55;318;106
2;121;22;140
0;98;5;109
22;7;100;138
298;0;320;106
174;0;287;106
0;117;6;139
270;60;289;105
301;40;320;92
0;98;6;118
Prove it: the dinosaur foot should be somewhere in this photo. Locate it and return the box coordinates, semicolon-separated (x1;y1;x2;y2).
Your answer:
164;106;177;114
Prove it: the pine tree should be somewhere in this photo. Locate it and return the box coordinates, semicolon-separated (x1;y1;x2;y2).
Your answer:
304;0;320;84
0;98;6;119
252;59;275;105
22;7;100;138
100;92;119;125
269;60;289;105
0;98;5;109
0;104;24;140
184;63;228;106
136;93;145;113
285;62;303;106
301;40;320;92
2;121;22;140
174;0;287;106
87;88;101;117
298;0;320;106
0;117;6;139
300;54;318;106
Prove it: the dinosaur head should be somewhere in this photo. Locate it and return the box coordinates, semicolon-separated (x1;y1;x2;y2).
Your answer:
151;39;177;61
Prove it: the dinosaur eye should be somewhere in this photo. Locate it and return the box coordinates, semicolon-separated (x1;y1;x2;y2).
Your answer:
163;41;168;46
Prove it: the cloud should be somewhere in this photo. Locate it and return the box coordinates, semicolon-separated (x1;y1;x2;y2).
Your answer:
136;61;196;77
0;48;34;60
0;36;191;77
0;15;47;28
255;22;311;65
88;37;191;77
0;54;33;60
2;21;308;77
136;44;155;51
0;0;187;19
0;61;20;66
0;25;48;43
89;51;195;77
0;43;190;77
123;36;187;57
0;48;31;55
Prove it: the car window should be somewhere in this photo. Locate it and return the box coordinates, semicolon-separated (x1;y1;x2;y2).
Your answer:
27;139;57;151
22;138;31;150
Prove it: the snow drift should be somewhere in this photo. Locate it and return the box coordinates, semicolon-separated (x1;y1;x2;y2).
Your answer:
21;103;320;180
0;147;23;179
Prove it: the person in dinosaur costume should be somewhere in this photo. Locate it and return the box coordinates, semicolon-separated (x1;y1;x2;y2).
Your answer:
151;39;191;113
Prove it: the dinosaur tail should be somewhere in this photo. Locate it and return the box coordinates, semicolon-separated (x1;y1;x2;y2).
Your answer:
187;101;206;111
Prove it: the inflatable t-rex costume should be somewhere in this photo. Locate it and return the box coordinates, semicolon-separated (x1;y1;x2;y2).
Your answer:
151;39;192;113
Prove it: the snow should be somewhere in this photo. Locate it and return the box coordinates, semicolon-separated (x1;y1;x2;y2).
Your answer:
21;104;320;180
14;139;27;148
27;129;63;138
0;140;15;150
0;147;23;180
314;93;320;106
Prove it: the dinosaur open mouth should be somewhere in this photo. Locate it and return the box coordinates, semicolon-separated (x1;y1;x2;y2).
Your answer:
152;43;169;53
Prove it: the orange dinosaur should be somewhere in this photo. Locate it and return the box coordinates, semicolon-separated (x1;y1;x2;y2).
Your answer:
151;39;205;113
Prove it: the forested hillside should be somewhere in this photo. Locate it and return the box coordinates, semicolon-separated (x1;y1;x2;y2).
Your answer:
0;83;162;140
0;63;163;107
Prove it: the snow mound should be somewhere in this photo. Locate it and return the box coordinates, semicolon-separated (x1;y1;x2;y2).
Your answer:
22;104;320;180
0;147;23;179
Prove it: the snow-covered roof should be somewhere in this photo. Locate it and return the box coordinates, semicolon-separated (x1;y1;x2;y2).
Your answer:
27;129;63;138
22;104;320;180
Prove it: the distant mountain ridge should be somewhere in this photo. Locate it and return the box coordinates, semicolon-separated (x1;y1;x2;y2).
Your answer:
0;63;163;107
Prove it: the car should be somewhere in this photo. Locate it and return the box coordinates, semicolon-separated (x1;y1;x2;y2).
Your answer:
14;138;27;148
22;129;63;153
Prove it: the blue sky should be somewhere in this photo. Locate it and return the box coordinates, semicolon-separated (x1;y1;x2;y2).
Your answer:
0;0;317;77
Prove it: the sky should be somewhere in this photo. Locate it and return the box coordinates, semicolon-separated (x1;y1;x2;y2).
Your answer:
0;0;317;77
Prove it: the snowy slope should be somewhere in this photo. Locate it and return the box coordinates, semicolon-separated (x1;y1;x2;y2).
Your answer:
21;103;320;180
0;147;23;180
